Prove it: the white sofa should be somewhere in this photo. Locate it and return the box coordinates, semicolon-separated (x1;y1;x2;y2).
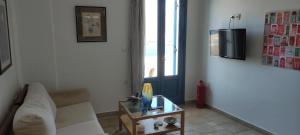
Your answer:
13;83;108;135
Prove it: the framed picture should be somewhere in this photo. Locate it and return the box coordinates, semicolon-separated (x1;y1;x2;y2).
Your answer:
0;0;12;75
75;6;107;42
262;10;300;71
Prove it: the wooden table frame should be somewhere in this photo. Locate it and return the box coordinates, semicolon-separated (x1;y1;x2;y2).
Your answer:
118;100;185;135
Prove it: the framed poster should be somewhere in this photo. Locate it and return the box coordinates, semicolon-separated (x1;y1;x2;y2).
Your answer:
262;10;300;71
0;0;12;75
75;6;107;42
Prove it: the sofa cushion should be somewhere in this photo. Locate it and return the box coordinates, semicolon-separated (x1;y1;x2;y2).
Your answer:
28;82;57;117
13;83;57;135
57;120;106;135
13;102;56;135
55;102;102;132
49;88;90;108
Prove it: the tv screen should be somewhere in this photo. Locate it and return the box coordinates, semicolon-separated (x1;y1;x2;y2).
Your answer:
210;29;246;60
209;30;220;56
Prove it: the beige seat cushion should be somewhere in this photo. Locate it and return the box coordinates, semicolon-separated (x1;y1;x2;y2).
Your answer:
49;89;90;108
55;102;104;133
57;120;106;135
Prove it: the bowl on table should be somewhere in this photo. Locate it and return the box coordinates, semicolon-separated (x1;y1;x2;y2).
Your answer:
164;117;177;125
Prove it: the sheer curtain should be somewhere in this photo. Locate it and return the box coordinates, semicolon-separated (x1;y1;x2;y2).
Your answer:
129;0;145;95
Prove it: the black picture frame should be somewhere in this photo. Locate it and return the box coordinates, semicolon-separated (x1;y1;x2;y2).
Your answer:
0;0;12;75
75;6;107;42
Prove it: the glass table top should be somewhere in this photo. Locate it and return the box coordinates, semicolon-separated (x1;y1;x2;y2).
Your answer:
120;95;183;119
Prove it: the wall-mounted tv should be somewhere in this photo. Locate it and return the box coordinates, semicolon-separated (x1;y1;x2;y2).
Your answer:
210;29;246;60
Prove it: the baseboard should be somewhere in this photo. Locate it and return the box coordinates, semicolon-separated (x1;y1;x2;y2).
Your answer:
206;105;273;135
184;100;196;104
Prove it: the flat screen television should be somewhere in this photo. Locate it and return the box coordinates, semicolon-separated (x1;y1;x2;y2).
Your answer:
210;29;246;60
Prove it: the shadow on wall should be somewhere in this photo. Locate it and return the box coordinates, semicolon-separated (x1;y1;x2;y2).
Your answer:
205;82;213;106
244;28;264;63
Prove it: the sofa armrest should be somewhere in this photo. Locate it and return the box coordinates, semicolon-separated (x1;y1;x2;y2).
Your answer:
49;89;90;108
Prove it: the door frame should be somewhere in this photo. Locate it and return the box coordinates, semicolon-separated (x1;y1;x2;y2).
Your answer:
144;0;187;104
177;0;187;104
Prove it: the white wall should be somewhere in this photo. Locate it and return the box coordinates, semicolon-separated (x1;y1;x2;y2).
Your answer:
14;0;131;113
0;69;19;122
14;0;203;113
14;0;58;90
201;0;300;134
185;0;206;101
0;0;21;122
52;0;131;113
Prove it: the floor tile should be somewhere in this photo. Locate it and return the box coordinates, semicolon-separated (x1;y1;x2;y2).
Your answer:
98;103;268;135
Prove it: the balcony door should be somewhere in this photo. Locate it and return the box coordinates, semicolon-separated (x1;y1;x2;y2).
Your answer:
144;0;187;104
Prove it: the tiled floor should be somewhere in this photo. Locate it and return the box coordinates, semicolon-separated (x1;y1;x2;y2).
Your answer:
98;103;267;135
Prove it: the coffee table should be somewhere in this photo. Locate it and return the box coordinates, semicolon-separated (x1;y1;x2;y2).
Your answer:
118;95;184;135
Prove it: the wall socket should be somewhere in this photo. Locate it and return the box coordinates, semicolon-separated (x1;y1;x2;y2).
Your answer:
231;14;242;20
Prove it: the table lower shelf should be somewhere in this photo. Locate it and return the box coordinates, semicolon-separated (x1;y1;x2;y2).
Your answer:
120;114;181;135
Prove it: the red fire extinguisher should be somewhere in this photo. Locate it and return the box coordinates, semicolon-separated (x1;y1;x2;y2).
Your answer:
197;80;206;108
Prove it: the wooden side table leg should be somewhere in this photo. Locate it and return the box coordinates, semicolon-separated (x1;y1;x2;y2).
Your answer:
132;120;137;135
180;111;185;135
118;102;122;131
